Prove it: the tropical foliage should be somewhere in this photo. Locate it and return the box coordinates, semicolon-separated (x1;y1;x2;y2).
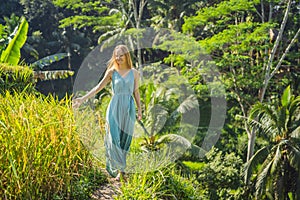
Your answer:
0;0;299;199
117;164;201;199
195;147;245;199
138;66;199;151
0;15;74;86
0;92;106;199
0;63;34;94
0;16;28;65
245;86;300;199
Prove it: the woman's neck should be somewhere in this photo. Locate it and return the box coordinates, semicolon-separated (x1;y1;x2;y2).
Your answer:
116;64;130;70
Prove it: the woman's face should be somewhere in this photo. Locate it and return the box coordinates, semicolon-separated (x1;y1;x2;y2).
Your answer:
115;49;127;66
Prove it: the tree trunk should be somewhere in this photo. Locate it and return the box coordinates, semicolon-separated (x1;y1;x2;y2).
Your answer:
247;0;292;161
259;0;292;102
247;128;256;161
261;0;265;23
131;0;147;80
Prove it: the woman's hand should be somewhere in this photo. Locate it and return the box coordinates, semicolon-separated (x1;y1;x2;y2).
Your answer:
137;109;142;121
72;97;84;109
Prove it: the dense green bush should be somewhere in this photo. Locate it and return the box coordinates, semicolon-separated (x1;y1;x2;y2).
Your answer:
0;64;35;94
117;165;201;199
194;148;245;200
0;92;105;199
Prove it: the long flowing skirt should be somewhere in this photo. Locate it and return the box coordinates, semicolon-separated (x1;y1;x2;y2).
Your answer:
104;95;135;177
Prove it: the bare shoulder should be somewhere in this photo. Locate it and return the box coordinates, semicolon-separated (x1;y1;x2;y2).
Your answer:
105;68;114;78
132;68;140;78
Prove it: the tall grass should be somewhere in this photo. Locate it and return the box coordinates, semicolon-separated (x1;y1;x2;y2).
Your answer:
0;64;35;95
116;164;201;199
0;92;100;199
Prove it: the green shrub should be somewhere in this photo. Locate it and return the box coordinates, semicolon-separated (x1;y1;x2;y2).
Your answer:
117;165;201;199
64;166;107;200
0;92;104;199
195;148;245;200
182;161;205;171
0;64;35;95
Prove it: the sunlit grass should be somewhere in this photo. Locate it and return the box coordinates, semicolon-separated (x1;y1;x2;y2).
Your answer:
0;92;101;199
116;164;201;199
75;105;182;174
74;99;202;199
182;161;205;171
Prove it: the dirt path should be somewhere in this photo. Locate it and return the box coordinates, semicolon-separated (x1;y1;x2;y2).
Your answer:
91;170;123;200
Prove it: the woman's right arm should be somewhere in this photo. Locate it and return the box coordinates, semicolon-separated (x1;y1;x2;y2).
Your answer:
73;69;113;108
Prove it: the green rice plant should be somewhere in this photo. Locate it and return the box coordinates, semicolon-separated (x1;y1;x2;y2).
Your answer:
0;63;35;95
116;164;201;200
0;92;101;199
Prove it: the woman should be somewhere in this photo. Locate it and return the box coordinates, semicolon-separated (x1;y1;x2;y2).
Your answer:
73;45;142;180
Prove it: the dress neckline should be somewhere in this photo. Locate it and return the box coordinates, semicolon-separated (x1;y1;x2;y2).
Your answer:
114;69;132;79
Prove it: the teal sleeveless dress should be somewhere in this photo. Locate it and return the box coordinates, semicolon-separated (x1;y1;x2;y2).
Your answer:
105;69;136;177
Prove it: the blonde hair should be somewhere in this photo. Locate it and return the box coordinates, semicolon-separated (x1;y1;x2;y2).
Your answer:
107;45;133;70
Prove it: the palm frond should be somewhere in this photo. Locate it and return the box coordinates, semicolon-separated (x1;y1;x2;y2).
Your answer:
249;103;277;124
244;146;269;184
157;133;191;147
154;86;166;99
156;133;205;157
157;134;207;156
255;158;274;198
247;116;276;138
176;94;199;114
291;125;300;139
287;143;300;171
288;119;300;137
278;106;287;135
274;172;285;200
270;145;281;174
289;96;300;116
146;104;168;135
165;87;180;101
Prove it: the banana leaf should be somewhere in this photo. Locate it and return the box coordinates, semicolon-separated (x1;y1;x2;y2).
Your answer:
0;17;28;65
31;53;68;69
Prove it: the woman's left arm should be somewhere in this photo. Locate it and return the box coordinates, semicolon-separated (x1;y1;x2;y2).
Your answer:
133;69;142;121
